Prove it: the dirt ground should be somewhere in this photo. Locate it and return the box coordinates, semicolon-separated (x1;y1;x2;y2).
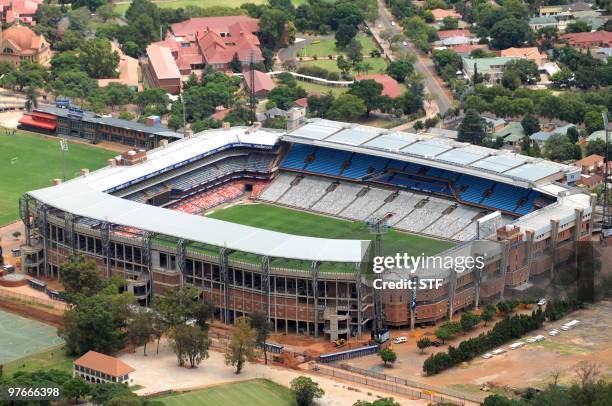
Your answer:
121;338;429;406
0;111;23;129
0;222;25;267
343;301;612;393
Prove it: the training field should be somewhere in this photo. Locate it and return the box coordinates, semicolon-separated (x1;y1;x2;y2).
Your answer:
0;131;116;225
155;379;296;406
0;309;64;364
207;203;454;258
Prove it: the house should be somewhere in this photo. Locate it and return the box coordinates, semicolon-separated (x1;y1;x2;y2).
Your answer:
529;16;559;31
529;124;577;147
440;36;476;46
559;31;612;49
491;122;526;147
593;47;612;61
145;44;182;94
483;116;506;132
578;173;603;189
430;8;461;21
539;2;591;17
354;74;401;98
0;0;42;26
98;43;139;90
588;130;607;142
73;351;135;385
0;24;50;67
574;154;604;174
500;47;548;67
450;44;489;57
437;29;475;41
462;57;520;83
243;70;275;97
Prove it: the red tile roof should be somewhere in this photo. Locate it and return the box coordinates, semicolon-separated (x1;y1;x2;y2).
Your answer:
18;114;56;130
197;29;262;65
74;351;135;378
211;108;232;120
146;44;181;80
431;8;461;21
355;74;402;98
575;154;604;167
171;16;259;37
243;70;275;94
559;31;612;47
437;29;475;40
294;97;308;108
450;44;488;54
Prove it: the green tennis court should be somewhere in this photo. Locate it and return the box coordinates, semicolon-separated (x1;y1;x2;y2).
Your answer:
0;309;64;364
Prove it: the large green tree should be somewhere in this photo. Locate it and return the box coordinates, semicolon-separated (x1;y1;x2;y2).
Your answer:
326;93;366;121
348;79;383;115
291;376;325;406
490;18;533;49
224;316;257;374
458;109;486;145
78;39;120;79
171;324;211;368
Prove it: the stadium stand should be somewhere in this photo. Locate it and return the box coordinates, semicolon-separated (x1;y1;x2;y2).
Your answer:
395;198;451;233
260;173;296;201
277;176;331;208
310;182;364;215
171;181;262;214
423;206;481;239
339;188;392;220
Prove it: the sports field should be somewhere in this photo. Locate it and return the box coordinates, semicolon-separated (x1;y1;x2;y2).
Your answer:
207;203;454;260
0;131;116;225
114;0;307;15
0;309;65;364
155;379;296;406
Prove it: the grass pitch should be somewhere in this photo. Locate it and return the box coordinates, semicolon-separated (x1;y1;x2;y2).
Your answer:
0;131;116;225
207;203;454;263
155;379;296;406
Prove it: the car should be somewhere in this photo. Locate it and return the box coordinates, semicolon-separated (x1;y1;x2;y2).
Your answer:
549;329;560;336
526;337;537;343
391;21;396;26
402;41;408;46
393;336;407;344
492;348;506;355
482;353;493;359
378;24;382;28
537;298;547;306
430;340;443;347
561;325;570;331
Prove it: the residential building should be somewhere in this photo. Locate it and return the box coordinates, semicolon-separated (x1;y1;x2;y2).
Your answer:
578;173;603;189
450;44;489;57
354;74;401;98
73;351;135;385
145;44;182;94
462;57;520;83
491;122;526;148
529;16;559;31
500;47;548;66
539;2;591;17
243;70;275;97
574;154;604;174
483;116;506;132
0;24;50;66
559;31;612;49
97;42;140;91
437;29;475;40
529;124;577;147
588;130;607;143
430;8;461;21
0;0;41;26
593;47;612;61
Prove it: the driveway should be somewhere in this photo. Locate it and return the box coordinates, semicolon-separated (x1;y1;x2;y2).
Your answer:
278;37;311;63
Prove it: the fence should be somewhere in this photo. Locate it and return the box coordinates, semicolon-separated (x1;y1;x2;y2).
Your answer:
311;363;485;405
0;288;69;310
319;344;380;363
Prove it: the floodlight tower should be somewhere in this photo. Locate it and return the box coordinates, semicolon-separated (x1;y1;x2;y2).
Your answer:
367;216;390;340
602;111;612;239
59;137;68;181
248;50;256;125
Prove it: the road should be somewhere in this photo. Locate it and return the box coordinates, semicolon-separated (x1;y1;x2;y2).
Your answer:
374;0;454;115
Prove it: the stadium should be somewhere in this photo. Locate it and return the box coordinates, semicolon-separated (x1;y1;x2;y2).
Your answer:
18;119;595;340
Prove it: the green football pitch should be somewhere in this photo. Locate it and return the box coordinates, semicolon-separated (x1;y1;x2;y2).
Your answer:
207;203;454;259
0;131;116;226
155;379;296;406
0;309;65;364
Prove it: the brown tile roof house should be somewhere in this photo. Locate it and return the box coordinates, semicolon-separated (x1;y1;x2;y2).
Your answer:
354;74;401;98
450;44;489;55
437;29;475;40
243;70;275;96
170;16;259;38
430;8;461;21
145;44;182;94
73;351;135;385
559;31;612;48
575;154;604;174
98;42;139;90
500;47;548;66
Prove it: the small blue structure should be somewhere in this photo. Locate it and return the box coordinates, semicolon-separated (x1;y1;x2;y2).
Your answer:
319;344;379;363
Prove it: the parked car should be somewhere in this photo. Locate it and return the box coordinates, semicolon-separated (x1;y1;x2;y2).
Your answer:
549;329;560;336
393;336;407;344
430;340;442;347
402;41;407;46
391;21;396;26
537;298;547;306
482;353;493;359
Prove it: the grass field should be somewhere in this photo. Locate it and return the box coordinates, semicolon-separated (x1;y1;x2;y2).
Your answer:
4;345;75;376
0;309;65;365
302;57;388;75
299;35;378;58
0;131;116;226
115;0;306;15
288;80;348;96
207;203;454;269
155;379;296;406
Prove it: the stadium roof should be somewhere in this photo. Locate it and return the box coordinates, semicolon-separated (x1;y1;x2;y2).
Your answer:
27;126;370;263
283;120;579;188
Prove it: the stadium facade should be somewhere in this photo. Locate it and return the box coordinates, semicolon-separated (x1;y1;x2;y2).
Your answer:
20;120;596;339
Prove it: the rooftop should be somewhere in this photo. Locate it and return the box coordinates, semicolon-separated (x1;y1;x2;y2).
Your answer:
74;351;135;377
146;44;181;80
354;74;401;98
437;29;475;39
575;154;603;167
463;57;520;72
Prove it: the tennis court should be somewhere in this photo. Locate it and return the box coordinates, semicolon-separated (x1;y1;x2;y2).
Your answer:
0;309;64;364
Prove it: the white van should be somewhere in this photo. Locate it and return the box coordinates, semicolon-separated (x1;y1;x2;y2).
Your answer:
509;342;525;350
549;329;560;336
393;336;407;344
482;353;493;359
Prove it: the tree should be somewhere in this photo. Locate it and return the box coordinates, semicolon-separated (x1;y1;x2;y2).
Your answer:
416;337;432;354
62;377;90;403
442;16;459;30
326;93;366;121
337;55;352;77
250;311;272;364
78;38;120;79
99;83;133;111
290;376;325;406
379;348;397;366
118;111;135;121
151;311;167;355
230;52;242;73
584;111;604;135
346;38;363;64
134;88;169;115
259;8;290;48
521;114;540;136
25;87;38;112
354;399;400;406
386;59;414;83
71;0;105;12
335;23;358;48
171;324;211;368
129;311;154;356
307;93;335;118
224;316;257;374
490;18;533;49
458;109;486;145
89;382;133;405
460;312;480;332
481;304;496;326
565;20;591;33
545;133;582;161
502;59;538;85
55;30;84;52
60;254;110;303
348;79;383;115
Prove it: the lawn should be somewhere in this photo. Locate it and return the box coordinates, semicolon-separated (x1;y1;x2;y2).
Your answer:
115;0;306;15
155;379;296;406
207;203;454;263
292;80;348;96
299;35;378;58
301;57;388;75
4;345;75;376
0;131;116;226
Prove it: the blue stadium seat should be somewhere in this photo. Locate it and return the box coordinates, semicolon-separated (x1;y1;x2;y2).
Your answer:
281;144;316;170
455;175;495;204
481;183;527;212
304;147;352;176
342;154;390;179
